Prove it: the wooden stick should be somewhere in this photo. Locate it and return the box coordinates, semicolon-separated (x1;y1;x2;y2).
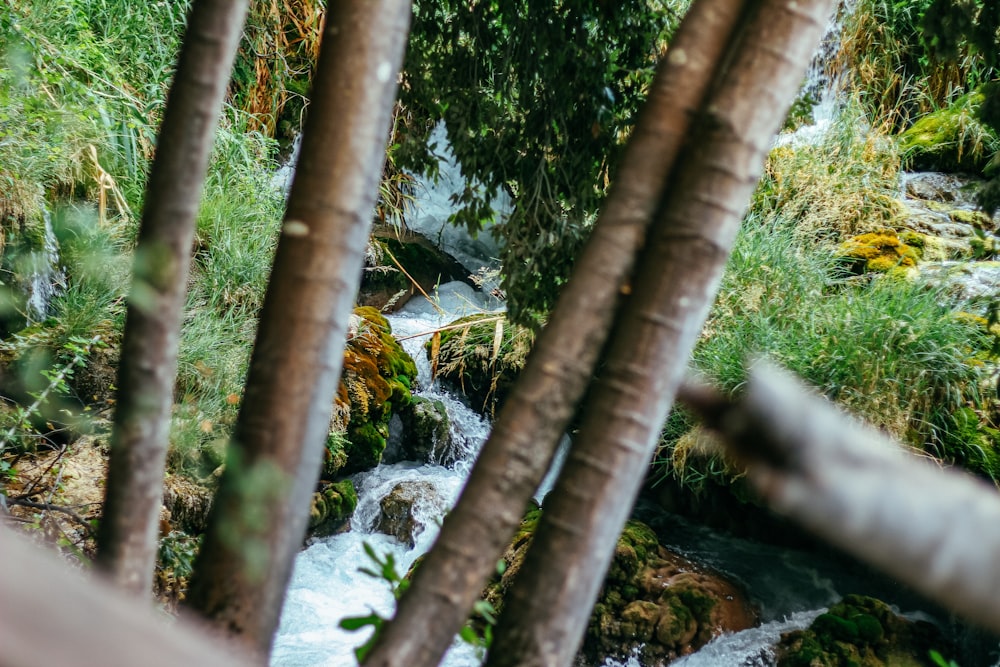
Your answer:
0;524;256;667
681;362;1000;634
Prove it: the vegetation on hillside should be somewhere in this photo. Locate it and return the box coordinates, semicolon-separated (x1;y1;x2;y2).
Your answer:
0;0;998;570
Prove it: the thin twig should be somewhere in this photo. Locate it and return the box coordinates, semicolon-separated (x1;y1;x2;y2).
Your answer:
396;315;506;341
11;443;68;500
382;245;445;316
3;497;96;536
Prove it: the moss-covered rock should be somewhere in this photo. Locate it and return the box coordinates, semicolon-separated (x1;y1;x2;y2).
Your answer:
398;395;452;463
432;313;532;415
332;306;417;476
309;479;358;537
776;595;951;667
481;512;757;665
838;230;920;274
899;89;1000;175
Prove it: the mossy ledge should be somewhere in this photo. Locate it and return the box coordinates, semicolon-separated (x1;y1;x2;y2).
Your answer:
480;511;758;665
776;594;952;667
333;306;417;476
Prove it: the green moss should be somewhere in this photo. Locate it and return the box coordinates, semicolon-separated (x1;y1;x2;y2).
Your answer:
777;595;945;667
608;520;660;583
838;230;920;274
323;431;349;478
899;89;1000;175
343;420;388;474
433;313;533;415
335;306;418;473
949;208;992;228
309;479;358;536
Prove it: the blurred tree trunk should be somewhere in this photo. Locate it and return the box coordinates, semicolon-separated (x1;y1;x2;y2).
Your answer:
483;0;838;665
183;0;412;656
95;0;249;595
363;1;747;665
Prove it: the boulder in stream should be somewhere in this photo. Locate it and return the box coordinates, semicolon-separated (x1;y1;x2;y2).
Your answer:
399;395;452;463
482;511;758;665
309;479;358;538
776;594;951;667
375;480;447;547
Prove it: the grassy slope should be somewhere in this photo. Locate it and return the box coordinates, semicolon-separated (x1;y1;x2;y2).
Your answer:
0;0;996;492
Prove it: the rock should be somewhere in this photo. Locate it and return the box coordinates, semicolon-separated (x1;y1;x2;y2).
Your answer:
481;513;758;665
898;89;999;175
375;480;447;547
837;230;919;274
902;172;985;207
432;313;532;416
920;261;1000;303
399;395;452;464
309;479;358;537
776;594;951;667
334;306;418;476
358;231;474;312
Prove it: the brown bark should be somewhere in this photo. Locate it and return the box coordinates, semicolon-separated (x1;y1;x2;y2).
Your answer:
0;525;252;667
363;2;747;665
483;1;838;665
683;363;1000;636
183;0;411;656
96;0;249;595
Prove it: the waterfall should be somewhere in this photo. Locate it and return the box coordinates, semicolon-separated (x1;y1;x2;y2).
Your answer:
271;287;495;667
24;204;65;323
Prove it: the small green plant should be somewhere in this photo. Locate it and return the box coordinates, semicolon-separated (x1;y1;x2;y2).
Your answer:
929;649;960;667
0;333;101;456
339;542;410;662
157;530;200;580
340;544;503;662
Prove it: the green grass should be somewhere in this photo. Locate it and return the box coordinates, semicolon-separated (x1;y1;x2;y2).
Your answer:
755;102;901;241
657;217;994;489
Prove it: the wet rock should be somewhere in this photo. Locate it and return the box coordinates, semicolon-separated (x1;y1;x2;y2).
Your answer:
334;307;418;476
902;172;985;207
776;594;951;667
920;261;1000;304
375;480;446;547
399;395;452;463
358;231;474;312
309;479;358;538
432;313;532;416
482;513;758;666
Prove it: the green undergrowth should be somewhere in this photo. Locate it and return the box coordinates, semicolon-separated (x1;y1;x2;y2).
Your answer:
168;127;284;477
657;217;995;490
432;312;533;416
899;88;1000;175
756;104;901;241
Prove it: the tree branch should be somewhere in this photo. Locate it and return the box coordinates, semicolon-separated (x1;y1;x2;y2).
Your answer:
680;362;1000;635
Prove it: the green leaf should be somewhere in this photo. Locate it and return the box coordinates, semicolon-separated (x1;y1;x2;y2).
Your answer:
339;612;383;632
473;599;497;625
458;625;480;645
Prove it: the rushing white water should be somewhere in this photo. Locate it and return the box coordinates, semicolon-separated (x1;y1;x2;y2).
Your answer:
404;123;507;279
271;285;496;667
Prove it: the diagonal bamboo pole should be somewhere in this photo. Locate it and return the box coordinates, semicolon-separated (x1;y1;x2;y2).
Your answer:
363;2;750;664
483;0;837;663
